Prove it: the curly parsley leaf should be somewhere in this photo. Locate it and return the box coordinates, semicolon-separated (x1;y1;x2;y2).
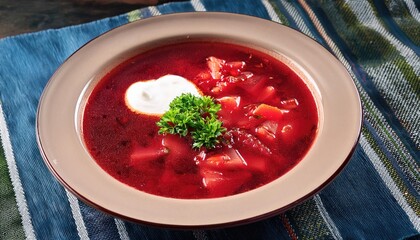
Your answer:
156;93;226;149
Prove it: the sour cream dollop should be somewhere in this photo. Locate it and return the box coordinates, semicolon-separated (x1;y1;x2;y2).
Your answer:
125;74;202;115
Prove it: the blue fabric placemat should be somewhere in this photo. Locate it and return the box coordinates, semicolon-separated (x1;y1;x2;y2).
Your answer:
0;0;419;239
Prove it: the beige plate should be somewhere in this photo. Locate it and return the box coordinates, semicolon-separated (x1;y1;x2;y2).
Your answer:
36;12;362;228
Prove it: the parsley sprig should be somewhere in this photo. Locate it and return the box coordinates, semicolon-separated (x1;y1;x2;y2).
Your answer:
157;93;226;149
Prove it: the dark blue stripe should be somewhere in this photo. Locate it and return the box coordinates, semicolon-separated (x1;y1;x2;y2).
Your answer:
200;0;271;19
415;0;420;12
79;202;121;240
124;222;196;240
372;0;420;53
285;0;330;47
319;146;419;239
124;215;292;240
303;1;420;162
204;216;292;240
364;119;420;193
0;14;128;239
157;1;196;13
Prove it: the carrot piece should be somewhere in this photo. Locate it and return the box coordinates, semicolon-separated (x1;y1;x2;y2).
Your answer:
252;104;283;121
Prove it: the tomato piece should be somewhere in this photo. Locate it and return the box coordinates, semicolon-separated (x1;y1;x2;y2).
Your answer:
217;96;241;112
224;61;245;76
252;104;283;121
194;70;219;92
207;56;225;80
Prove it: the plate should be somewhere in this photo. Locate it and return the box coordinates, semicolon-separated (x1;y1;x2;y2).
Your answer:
36;12;362;228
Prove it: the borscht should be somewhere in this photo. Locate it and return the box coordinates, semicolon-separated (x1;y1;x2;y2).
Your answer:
82;41;318;199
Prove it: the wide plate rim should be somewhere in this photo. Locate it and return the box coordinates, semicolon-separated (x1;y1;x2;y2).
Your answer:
36;12;362;228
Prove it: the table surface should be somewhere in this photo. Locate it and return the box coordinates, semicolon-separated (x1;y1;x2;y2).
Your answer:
0;0;176;38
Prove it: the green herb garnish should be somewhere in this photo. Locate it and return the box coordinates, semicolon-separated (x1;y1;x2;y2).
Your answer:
157;93;226;149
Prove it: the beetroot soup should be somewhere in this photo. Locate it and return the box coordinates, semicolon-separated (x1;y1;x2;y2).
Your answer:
82;41;318;199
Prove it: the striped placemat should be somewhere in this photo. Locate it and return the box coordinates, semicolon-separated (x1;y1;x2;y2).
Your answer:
0;0;418;239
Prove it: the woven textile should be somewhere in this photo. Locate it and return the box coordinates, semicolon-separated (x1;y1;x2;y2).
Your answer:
0;0;419;239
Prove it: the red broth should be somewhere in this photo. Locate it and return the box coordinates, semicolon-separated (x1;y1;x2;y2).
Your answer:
82;41;318;199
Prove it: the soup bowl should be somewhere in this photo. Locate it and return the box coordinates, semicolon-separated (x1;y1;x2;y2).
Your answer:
36;12;362;228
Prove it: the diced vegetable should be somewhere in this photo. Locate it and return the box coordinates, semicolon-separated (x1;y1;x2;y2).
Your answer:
252;104;283;121
261;120;279;134
224;129;272;156
130;145;168;166
256;127;275;142
239;75;267;94
162;134;191;156
256;121;279;142
207;56;225;80
211;81;236;94
201;169;224;189
236;115;263;129
195;71;212;81
204;148;247;170
200;169;252;196
224;61;245;76
217;96;241;111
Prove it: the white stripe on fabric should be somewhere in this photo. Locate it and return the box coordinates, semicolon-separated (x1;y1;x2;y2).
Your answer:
314;195;343;240
344;0;420;185
114;218;130;240
366;63;420;169
148;6;161;16
261;0;282;23
66;191;90;240
297;0;416;177
297;0;419;231
193;230;208;240
404;0;420;23
0;103;36;240
346;0;420;77
191;0;206;11
360;134;420;231
279;0;315;39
